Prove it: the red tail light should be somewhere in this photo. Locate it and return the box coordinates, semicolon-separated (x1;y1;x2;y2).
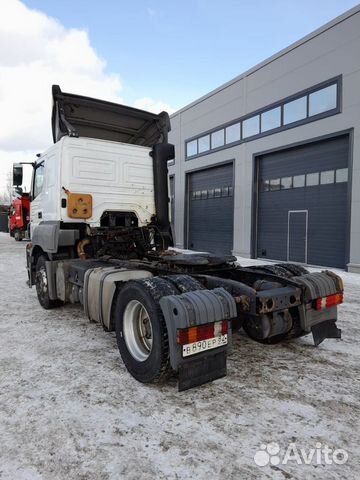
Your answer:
314;293;343;310
176;320;228;345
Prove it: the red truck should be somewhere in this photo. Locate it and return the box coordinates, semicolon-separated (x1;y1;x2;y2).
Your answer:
9;193;30;241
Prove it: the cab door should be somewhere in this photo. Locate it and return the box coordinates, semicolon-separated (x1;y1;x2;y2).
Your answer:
30;161;45;236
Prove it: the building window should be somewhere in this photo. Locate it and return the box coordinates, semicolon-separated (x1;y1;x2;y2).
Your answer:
309;84;337;116
261;179;270;191
281;177;292;189
211;129;225;149
270;178;281;191
185;77;340;159
225;123;241;144
336;168;348;183
198;135;210;153
261;107;281;132
187;140;197;157
306;172;319;186
320;170;335;185
221;186;229;197
293;174;305;188
243;115;260;138
283;96;307;124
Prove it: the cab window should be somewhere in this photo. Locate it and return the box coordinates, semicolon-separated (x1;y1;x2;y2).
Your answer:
33;163;45;199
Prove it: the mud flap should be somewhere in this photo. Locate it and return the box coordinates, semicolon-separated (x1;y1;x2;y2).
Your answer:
178;351;227;392
311;320;341;346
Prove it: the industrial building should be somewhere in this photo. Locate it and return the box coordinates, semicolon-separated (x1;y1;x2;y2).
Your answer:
168;5;360;272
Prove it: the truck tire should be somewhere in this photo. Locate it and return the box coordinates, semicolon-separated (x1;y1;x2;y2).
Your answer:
35;255;63;309
114;278;177;384
14;230;22;241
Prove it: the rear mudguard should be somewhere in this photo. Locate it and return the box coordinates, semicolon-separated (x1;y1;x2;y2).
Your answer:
160;287;237;391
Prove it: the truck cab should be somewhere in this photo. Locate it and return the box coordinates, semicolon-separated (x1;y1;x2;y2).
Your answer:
9;192;30;241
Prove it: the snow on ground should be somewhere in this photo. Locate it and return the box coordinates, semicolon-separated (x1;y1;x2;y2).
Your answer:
0;232;359;480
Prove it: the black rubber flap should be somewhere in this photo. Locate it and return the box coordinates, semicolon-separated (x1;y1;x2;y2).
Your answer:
178;351;227;391
311;320;341;346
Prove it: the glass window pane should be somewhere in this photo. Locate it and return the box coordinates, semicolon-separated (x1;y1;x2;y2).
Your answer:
309;84;337;116
211;129;225;149
201;190;207;199
198;135;210;153
242;115;260;138
283;96;307;124
34;164;45;198
195;191;201;200
261;107;281;132
225;123;241;144
293;174;305;188
261;179;270;192
187;140;197;157
228;186;233;197
208;188;214;198
281;177;292;189
214;188;221;198
270;178;281;191
306;172;319;186
336;168;348;183
320;170;335;185
221;186;229;197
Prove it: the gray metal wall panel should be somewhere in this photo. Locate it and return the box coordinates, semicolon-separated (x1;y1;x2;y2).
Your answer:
168;9;360;270
257;136;349;268
188;164;233;255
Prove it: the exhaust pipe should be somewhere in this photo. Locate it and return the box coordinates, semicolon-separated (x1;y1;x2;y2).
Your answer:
151;143;175;249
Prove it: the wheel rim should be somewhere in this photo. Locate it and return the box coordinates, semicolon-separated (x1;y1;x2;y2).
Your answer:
123;300;153;362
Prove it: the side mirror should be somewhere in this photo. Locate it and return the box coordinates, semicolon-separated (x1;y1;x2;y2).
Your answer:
13;163;23;187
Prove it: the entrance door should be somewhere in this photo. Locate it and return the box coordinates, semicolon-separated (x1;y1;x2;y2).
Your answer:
287;210;308;263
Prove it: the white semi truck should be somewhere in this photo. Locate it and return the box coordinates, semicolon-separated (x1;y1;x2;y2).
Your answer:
14;86;344;390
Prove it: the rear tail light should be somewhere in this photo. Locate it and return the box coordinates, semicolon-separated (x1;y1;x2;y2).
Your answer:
314;293;343;310
176;320;228;345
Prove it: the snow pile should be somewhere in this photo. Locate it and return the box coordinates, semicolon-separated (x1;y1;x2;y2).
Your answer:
0;233;359;479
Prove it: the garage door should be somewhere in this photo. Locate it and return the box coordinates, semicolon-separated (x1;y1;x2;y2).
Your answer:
187;163;234;255
257;135;349;268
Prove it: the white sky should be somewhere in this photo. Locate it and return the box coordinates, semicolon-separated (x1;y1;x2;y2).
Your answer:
0;0;173;195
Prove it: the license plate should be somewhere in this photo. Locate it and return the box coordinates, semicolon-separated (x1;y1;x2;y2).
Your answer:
182;334;228;357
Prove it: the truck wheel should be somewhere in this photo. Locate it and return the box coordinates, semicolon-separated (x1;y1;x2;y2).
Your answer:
14;230;22;241
35;255;63;309
114;278;177;384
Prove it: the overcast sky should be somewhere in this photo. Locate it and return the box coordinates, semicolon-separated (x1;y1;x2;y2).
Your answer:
0;0;358;194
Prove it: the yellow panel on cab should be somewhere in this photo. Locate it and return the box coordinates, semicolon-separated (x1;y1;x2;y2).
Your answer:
67;193;92;219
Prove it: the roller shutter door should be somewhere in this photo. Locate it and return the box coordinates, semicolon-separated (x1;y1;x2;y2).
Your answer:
257;135;349;268
187;164;234;255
